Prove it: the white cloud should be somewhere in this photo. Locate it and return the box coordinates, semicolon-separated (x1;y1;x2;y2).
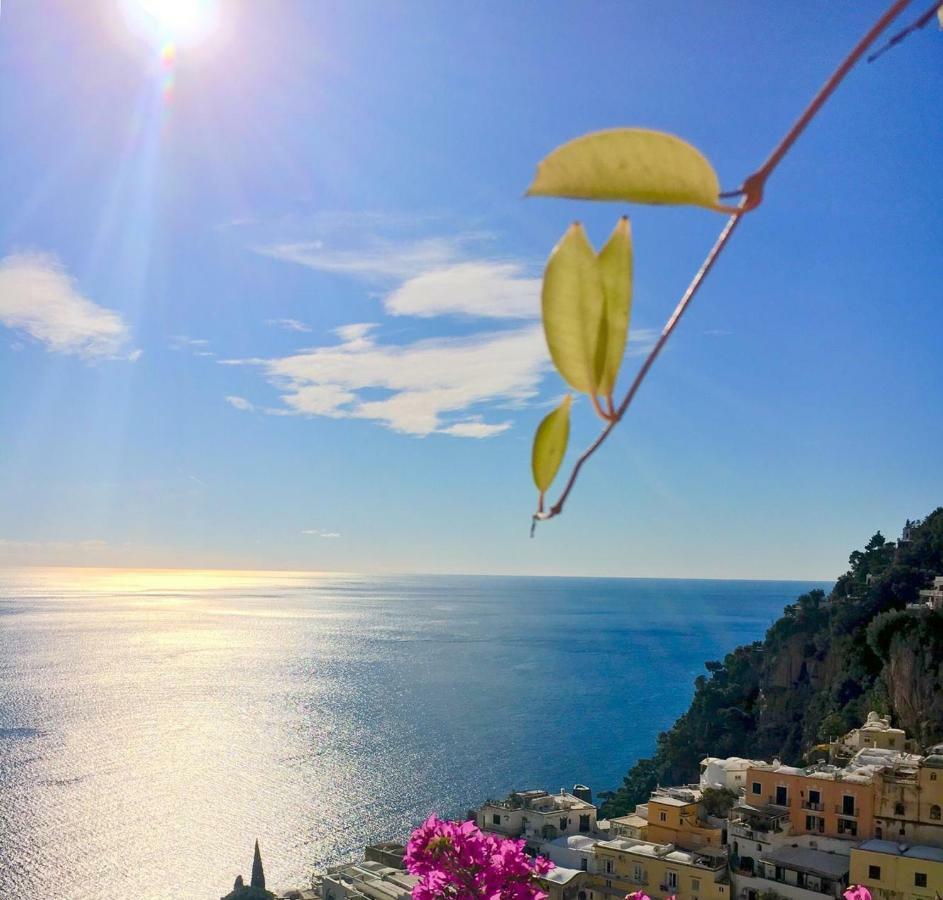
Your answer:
385;262;539;319
240;219;656;438
301;529;341;539
267;318;311;333
225;395;255;412
261;236;463;282
171;335;215;357
0;253;136;360
224;324;548;437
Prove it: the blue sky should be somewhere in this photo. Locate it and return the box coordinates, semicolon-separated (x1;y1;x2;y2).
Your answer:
0;1;940;578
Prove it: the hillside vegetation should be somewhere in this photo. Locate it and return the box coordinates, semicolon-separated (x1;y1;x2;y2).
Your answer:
600;508;943;818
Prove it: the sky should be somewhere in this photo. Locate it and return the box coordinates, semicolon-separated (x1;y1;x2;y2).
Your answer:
0;1;940;579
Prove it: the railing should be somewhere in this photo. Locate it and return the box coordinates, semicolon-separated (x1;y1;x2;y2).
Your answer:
802;801;824;811
767;795;791;808
834;804;860;817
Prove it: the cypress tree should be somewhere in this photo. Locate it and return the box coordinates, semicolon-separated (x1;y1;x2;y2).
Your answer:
251;839;266;891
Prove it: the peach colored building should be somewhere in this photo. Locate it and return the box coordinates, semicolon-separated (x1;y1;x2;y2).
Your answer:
745;761;875;841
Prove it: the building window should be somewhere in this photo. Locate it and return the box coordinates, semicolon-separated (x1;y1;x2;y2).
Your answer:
691;879;701;892
775;786;788;806
842;795;856;816
805;815;824;833
868;865;881;881
894;802;906;816
667;871;678;890
837;818;858;837
931;804;942;821
752;782;762;795
560;817;568;832
633;864;643;883
579;814;591;833
605;860;612;874
492;814;501;826
659;812;667;822
808;789;821;808
580;859;587;872
915;873;928;888
932;773;938;781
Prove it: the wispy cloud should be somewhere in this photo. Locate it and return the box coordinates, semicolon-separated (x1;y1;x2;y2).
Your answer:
0;253;137;360
266;318;312;333
225;395;255;412
301;528;341;539
170;335;215;357
386;262;539;319
236;217;654;438
260;235;468;282
222;323;548;437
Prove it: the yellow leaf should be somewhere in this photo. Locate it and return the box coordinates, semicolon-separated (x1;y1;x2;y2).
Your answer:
528;128;722;209
532;395;572;494
595;217;633;396
542;222;605;395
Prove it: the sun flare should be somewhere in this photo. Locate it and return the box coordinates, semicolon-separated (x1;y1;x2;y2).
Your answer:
122;0;220;46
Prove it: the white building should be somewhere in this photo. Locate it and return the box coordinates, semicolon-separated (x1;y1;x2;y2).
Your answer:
319;861;417;900
478;789;598;844
918;576;943;611
540;834;603;873
731;841;852;900
701;758;768;794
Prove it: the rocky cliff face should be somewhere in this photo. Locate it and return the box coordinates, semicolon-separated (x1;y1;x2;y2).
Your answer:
600;508;943;819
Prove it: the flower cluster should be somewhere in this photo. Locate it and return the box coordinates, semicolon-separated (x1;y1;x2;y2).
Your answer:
406;816;554;900
626;893;674;900
844;887;872;900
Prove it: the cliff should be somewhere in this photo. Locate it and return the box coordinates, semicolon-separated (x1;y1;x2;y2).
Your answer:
599;507;943;818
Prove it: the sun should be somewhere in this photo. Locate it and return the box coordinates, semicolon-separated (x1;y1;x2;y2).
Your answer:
122;0;220;47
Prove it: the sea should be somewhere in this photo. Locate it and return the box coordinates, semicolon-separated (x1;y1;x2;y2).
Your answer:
0;569;830;899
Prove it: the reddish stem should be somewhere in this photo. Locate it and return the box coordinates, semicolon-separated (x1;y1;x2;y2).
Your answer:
533;0;918;529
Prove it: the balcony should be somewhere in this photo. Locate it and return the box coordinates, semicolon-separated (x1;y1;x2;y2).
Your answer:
802;801;824;812
834;804;860;817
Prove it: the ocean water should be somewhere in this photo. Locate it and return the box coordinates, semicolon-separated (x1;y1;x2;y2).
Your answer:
0;569;829;899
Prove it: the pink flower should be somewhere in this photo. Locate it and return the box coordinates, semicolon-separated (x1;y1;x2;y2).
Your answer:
406;816;554;900
844;887;872;900
625;893;652;900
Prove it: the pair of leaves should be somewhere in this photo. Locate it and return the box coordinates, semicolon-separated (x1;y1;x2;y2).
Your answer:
532;218;632;496
530;128;723;500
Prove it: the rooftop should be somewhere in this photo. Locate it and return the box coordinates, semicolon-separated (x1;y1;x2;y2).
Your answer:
856;840;943;863
760;845;850;879
541;866;584;886
596;838;723;870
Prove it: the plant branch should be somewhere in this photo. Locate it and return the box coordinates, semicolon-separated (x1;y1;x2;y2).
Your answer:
532;0;917;531
867;0;941;62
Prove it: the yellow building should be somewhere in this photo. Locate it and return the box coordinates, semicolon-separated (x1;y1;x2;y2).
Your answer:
871;747;943;845
591;837;729;900
643;789;724;851
608;813;649;841
849;839;943;899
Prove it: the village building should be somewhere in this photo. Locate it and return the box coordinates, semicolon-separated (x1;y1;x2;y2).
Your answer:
731;839;852;900
591;836;729;900
849;839;943;899
642;787;725;851
830;712;911;763
701;758;767;794
477;789;598;844
318;861;418;900
917;576;943;611
745;759;876;841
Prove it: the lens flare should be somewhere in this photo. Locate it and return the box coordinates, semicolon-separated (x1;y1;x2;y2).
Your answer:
122;0;220;47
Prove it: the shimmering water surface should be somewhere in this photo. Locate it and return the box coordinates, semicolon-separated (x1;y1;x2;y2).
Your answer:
0;569;829;899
